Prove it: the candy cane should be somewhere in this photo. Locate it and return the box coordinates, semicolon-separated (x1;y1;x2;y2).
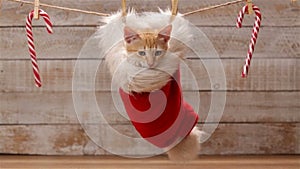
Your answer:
26;9;53;87
236;4;261;78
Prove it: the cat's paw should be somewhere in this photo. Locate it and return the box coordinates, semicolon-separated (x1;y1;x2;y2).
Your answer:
166;127;201;162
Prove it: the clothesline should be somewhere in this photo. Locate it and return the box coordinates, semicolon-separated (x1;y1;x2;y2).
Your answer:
7;0;245;17
5;0;267;84
7;0;110;16
183;0;243;16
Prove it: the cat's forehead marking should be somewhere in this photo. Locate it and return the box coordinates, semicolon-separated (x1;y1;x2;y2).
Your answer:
140;32;158;49
125;29;169;51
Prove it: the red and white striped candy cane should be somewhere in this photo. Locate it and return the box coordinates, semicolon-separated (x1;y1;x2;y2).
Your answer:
236;4;261;78
26;9;53;87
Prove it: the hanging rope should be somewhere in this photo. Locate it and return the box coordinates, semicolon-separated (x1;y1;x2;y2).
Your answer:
7;0;265;81
7;0;245;17
182;0;244;16
7;0;110;16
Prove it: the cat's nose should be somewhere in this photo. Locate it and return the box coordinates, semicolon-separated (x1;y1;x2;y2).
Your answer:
147;58;155;67
147;62;155;68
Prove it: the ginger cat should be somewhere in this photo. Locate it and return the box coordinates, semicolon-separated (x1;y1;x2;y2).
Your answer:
105;25;180;93
105;24;201;161
124;25;172;68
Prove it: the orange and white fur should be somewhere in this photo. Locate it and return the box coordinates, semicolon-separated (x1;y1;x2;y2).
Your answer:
99;10;201;161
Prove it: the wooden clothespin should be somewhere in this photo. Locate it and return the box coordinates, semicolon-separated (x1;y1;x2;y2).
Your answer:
246;0;253;15
171;0;178;16
291;0;297;3
169;0;178;23
33;0;40;19
121;0;126;17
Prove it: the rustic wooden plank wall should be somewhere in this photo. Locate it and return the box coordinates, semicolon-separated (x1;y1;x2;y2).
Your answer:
0;0;299;155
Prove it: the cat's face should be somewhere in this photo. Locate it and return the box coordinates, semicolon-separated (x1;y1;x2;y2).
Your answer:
124;25;172;68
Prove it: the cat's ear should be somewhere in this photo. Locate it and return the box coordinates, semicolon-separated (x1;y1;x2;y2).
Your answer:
158;25;172;43
124;26;140;44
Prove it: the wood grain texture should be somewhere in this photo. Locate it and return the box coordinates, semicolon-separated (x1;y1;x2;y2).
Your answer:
0;27;299;59
0;59;298;92
0;156;299;169
0;91;299;124
0;27;96;60
0;0;299;156
0;123;299;155
1;0;299;26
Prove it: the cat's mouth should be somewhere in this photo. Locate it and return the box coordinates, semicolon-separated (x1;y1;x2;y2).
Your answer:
140;65;159;70
130;61;157;69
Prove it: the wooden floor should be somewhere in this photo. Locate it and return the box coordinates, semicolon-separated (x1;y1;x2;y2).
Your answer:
0;155;299;169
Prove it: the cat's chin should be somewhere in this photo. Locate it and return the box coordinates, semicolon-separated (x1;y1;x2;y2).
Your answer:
127;60;152;69
135;65;158;70
124;66;168;93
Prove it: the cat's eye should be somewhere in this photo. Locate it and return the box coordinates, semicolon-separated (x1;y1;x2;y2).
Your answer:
155;51;162;56
138;51;146;56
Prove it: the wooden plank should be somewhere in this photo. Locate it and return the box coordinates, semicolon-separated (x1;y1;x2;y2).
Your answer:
0;124;105;155
0;27;299;60
0;156;300;169
0;123;299;155
1;0;299;26
0;27;96;60
0;59;298;92
200;27;300;59
0;91;299;124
